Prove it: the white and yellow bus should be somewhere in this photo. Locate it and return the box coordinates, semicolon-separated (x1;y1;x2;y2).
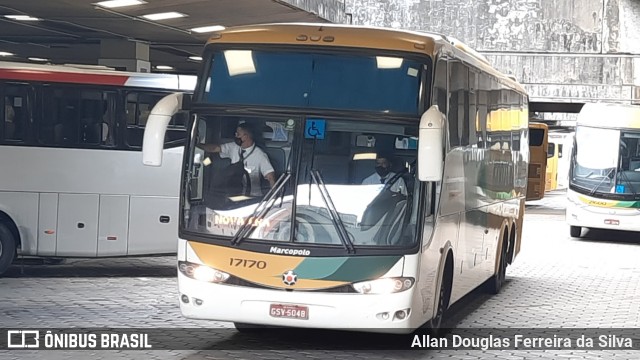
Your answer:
143;23;540;333
567;103;640;238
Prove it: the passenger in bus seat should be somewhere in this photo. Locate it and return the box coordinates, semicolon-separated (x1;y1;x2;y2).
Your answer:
361;153;407;196
199;122;276;197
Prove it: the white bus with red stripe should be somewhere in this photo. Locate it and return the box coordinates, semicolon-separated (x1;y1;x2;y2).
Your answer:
0;61;196;274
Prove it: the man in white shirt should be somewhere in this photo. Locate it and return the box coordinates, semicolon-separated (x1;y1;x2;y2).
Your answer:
200;123;276;197
361;154;408;196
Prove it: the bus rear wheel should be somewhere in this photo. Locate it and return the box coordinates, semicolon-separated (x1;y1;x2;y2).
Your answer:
570;226;582;238
0;223;17;276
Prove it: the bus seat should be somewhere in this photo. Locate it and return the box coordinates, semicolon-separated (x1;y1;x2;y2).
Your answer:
264;147;286;177
82;121;101;144
350;158;376;184
53;124;65;144
4;121;15;139
313;155;349;184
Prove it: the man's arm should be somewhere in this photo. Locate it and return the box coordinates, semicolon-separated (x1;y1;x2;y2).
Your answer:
197;143;221;153
265;171;276;188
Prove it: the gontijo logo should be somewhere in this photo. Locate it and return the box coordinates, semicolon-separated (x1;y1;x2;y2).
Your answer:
269;246;311;256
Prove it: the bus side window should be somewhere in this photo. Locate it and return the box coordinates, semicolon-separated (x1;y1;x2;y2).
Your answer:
126;92;165;148
2;83;31;142
126;91;187;149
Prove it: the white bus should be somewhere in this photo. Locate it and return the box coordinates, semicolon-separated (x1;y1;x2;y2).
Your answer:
567;103;640;238
144;23;539;333
0;61;195;274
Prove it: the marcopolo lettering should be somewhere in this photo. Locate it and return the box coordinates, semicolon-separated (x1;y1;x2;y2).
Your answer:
269;246;310;256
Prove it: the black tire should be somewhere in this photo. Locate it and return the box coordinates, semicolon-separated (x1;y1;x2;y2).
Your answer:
427;266;452;334
487;238;508;295
570;226;582;238
0;223;17;276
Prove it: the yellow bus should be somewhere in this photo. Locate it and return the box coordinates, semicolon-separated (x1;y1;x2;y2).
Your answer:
527;122;549;200
546;141;559;191
143;23;539;333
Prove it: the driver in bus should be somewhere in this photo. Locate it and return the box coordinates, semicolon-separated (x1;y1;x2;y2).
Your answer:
362;153;407;196
199;122;276;197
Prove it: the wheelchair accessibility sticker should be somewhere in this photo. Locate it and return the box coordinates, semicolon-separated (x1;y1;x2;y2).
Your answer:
305;119;326;139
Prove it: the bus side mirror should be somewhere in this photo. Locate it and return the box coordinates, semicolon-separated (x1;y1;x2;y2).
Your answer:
142;92;184;167
417;105;445;182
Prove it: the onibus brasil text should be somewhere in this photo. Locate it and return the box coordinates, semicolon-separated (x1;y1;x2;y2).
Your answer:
7;330;151;349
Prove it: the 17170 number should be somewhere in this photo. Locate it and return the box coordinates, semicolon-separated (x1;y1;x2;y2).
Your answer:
229;258;267;269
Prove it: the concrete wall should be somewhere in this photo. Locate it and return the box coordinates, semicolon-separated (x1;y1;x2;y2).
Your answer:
282;0;348;24
345;0;640;105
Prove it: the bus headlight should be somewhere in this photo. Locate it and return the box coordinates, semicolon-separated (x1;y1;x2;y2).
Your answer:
178;261;230;283
352;277;414;294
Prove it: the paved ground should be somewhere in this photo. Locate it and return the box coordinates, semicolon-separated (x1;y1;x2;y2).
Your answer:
2;189;640;359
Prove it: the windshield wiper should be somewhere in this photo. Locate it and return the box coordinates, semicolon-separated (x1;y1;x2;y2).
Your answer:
230;172;291;246
588;168;614;196
310;169;355;253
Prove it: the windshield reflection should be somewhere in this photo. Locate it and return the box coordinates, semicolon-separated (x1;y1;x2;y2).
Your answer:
571;126;640;197
188;183;411;246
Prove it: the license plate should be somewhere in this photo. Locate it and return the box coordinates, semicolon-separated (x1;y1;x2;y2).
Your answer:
604;219;620;225
269;304;309;320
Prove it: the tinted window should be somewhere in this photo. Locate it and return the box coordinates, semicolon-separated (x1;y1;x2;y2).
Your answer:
530;128;545;146
126;91;187;148
40;86;116;146
202;49;426;115
2;83;30;142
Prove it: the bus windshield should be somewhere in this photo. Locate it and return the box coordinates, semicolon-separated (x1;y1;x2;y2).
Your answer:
571;126;640;198
183;114;420;249
198;48;425;115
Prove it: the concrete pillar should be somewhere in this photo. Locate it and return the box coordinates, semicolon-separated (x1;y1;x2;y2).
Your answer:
98;39;151;73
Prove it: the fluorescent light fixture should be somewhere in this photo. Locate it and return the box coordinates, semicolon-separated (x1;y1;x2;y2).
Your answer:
190;25;225;33
188;56;203;61
353;153;377;161
141;12;186;21
224;50;256;76
376;56;403;69
94;0;146;8
0;52;15;56
228;195;252;202
28;57;49;62
5;15;40;21
155;65;174;70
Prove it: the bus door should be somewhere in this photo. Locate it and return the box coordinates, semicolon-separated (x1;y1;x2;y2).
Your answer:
527;122;548;200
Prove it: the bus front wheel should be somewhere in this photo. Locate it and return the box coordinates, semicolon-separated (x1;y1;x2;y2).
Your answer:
570;226;582;238
0;223;17;276
427;262;452;334
487;237;508;295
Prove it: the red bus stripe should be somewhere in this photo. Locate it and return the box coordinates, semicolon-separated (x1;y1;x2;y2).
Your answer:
0;69;129;86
